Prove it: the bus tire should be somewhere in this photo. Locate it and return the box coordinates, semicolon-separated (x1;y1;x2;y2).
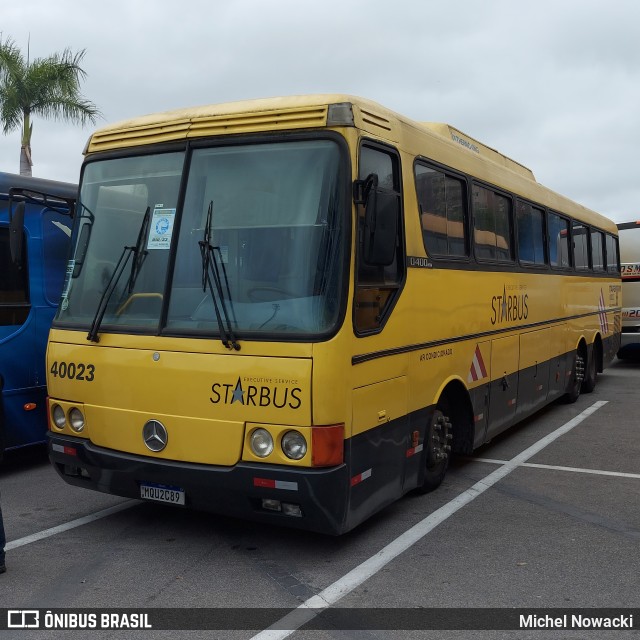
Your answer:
581;345;598;393
564;348;585;404
418;406;452;493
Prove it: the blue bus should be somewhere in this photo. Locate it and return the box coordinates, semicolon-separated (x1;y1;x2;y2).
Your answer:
0;173;76;456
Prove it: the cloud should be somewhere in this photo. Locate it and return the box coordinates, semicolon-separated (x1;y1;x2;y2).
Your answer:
1;0;639;222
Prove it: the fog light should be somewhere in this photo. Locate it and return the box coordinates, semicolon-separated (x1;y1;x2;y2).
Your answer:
281;430;307;460
282;503;302;517
262;498;281;512
52;404;66;429
251;428;274;458
69;407;85;432
63;465;81;477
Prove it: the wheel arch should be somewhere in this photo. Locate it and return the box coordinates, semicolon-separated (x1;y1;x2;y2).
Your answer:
591;332;604;373
435;377;474;455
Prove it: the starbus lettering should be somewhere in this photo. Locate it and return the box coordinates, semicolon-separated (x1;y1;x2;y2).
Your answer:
491;285;529;325
210;377;302;409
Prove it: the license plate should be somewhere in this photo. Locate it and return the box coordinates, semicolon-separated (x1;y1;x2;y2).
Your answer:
140;482;185;505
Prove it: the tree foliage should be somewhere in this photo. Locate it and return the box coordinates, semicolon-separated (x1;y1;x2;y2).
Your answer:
0;36;100;176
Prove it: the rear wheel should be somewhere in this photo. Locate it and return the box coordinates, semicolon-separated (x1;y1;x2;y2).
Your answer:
418;406;453;493
564;349;585;403
581;345;598;393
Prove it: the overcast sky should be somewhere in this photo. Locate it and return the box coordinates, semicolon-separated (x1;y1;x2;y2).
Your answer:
1;0;638;222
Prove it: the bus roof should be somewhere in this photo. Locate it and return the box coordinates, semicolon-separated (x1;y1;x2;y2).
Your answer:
419;122;536;180
83;94;616;234
0;171;77;201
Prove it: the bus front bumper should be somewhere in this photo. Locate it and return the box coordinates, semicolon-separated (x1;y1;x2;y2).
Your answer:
47;433;349;535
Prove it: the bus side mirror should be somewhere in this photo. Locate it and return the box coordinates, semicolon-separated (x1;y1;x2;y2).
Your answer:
9;202;25;266
359;174;399;266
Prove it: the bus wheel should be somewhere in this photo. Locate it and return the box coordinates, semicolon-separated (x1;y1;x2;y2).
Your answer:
581;346;598;393
419;407;453;493
564;350;585;403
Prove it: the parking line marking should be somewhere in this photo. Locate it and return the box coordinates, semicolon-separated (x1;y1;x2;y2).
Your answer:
473;458;640;479
5;501;137;551
250;400;608;640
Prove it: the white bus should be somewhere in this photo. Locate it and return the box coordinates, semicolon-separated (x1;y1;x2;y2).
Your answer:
618;221;640;359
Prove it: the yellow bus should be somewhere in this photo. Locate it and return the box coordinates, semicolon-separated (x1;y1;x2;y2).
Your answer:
617;220;640;358
46;95;621;534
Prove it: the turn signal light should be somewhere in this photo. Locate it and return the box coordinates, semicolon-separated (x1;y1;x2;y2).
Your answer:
311;424;344;467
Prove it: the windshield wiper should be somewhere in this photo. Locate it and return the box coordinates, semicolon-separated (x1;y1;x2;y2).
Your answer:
86;207;151;343
199;200;240;351
127;206;151;293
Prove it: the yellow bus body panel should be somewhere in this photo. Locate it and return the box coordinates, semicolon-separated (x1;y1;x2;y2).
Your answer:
47;330;312;465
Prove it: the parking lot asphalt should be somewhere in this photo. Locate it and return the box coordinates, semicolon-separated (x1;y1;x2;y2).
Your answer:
0;357;638;639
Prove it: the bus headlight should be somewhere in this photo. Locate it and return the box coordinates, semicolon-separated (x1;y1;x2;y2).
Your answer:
52;404;66;429
69;407;85;432
250;428;274;458
281;431;307;460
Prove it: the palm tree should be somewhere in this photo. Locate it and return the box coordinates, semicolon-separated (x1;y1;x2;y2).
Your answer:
0;36;100;176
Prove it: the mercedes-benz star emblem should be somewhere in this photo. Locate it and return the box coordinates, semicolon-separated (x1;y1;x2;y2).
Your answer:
142;420;168;452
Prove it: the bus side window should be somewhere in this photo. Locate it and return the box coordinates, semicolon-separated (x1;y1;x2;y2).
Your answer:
43;209;73;304
572;221;590;270
0;225;30;326
591;229;605;272
472;184;513;263
415;163;468;258
606;234;619;274
548;212;571;268
516;200;546;265
354;143;404;334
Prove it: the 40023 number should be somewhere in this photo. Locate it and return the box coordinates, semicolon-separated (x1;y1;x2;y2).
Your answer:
50;361;95;381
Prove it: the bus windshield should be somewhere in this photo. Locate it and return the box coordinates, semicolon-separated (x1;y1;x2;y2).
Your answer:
55;139;347;340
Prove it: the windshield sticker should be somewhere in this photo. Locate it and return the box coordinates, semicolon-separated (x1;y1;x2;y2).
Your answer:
147;208;175;250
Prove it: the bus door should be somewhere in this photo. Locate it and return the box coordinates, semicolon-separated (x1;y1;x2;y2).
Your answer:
517;328;550;415
486;335;519;440
0;222;29;328
349;138;408;519
546;324;568;398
